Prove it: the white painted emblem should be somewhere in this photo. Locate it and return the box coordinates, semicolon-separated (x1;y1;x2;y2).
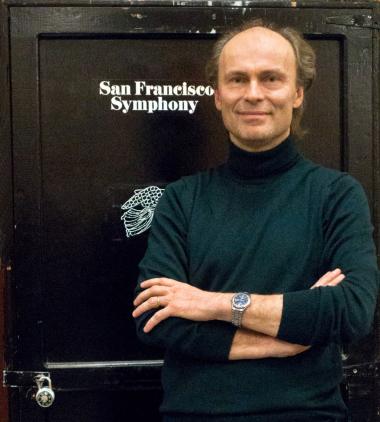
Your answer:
121;186;165;237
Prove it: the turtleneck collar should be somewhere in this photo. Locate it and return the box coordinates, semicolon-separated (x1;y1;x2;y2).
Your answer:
224;136;301;181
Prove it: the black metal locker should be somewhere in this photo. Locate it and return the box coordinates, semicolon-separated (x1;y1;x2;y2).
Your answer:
1;1;379;421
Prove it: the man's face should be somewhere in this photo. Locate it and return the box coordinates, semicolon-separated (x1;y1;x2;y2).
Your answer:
214;27;304;152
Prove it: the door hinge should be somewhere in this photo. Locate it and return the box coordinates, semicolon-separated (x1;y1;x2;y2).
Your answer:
343;361;380;380
325;14;380;30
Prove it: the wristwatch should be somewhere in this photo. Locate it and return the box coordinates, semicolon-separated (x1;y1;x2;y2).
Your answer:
231;292;251;327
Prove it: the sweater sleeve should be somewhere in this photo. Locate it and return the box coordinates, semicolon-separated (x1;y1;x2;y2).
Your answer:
278;173;379;346
134;178;237;361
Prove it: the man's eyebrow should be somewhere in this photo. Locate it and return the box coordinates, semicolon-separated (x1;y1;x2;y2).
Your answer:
223;70;249;79
258;67;287;74
224;68;289;77
260;69;288;77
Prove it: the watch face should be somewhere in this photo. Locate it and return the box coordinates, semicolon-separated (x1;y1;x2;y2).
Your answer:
233;293;250;309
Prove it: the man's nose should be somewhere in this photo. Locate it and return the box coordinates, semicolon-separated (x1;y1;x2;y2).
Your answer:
244;80;264;102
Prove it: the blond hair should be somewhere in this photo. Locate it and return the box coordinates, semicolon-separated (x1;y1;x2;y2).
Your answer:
206;19;316;138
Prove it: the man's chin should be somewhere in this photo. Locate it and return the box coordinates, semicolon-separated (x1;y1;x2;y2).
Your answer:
231;133;285;152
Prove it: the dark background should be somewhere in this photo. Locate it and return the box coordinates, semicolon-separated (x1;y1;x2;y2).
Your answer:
1;2;379;421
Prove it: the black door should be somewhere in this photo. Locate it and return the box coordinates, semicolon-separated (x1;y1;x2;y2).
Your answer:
2;2;379;421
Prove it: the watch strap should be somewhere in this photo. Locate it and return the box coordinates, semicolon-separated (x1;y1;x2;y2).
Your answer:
232;308;244;327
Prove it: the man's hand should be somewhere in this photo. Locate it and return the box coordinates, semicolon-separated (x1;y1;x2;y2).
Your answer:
310;268;345;289
133;269;345;334
132;278;226;333
239;268;346;337
228;270;345;360
229;328;310;360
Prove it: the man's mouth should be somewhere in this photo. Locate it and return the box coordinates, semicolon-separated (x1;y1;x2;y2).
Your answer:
237;111;270;116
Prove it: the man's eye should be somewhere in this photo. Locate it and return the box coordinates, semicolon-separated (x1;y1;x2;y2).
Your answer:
230;76;244;83
264;74;280;83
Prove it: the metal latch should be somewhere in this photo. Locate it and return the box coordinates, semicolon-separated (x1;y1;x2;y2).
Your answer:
3;371;55;408
325;14;380;30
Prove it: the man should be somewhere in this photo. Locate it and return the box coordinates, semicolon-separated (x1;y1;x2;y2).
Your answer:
133;20;379;421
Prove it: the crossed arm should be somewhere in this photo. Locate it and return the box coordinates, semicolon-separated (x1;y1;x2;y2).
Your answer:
133;175;378;360
133;269;345;360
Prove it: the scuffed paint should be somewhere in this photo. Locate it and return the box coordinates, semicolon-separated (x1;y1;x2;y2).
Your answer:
130;13;147;19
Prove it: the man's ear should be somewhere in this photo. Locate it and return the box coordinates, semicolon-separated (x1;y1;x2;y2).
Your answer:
293;86;304;109
214;87;222;111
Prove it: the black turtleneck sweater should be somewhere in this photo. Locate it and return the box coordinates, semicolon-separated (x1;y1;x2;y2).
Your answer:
135;137;379;421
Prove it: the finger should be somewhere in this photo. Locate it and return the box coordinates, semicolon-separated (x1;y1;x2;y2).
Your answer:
311;273;345;289
325;274;345;287
132;295;168;318
133;286;168;306
133;287;166;306
140;278;175;288
143;308;171;333
310;271;331;289
310;269;341;289
319;268;341;283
